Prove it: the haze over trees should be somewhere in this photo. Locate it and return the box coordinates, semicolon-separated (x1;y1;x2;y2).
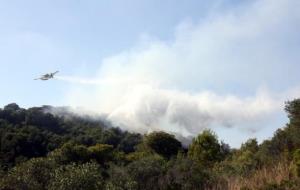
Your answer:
0;99;300;189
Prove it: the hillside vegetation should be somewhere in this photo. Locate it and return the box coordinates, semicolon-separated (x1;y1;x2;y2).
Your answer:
1;99;300;190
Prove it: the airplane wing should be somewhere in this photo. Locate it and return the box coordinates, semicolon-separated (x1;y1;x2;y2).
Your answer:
34;76;48;80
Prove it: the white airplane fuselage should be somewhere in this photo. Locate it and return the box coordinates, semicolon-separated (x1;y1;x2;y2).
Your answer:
35;71;58;80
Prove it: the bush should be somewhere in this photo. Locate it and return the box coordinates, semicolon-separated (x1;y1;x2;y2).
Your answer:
163;156;211;190
127;155;166;190
0;157;55;190
293;149;300;177
105;164;138;190
188;130;222;167
48;162;104;190
145;131;182;159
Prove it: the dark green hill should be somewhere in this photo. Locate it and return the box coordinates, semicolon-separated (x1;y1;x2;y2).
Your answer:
0;103;142;169
0;99;300;190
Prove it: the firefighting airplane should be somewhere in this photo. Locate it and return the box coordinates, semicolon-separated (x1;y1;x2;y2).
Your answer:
34;71;59;80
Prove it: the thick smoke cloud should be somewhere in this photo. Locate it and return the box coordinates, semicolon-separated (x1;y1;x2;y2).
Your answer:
62;0;300;144
104;86;297;136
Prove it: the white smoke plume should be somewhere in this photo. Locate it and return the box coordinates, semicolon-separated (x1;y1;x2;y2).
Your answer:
55;75;118;85
61;0;300;144
105;86;282;136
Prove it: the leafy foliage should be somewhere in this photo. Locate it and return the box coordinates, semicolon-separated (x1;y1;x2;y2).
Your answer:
48;162;104;190
188;129;223;167
1;99;300;190
145;131;182;159
0;157;55;190
294;149;300;177
163;155;211;189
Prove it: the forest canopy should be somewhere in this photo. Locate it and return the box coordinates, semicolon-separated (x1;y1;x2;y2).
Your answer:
1;100;300;190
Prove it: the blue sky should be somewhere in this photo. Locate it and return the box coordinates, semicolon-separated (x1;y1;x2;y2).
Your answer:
0;0;299;147
0;0;223;106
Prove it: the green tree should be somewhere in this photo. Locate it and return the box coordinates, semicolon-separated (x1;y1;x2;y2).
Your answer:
163;156;210;190
235;150;259;176
25;107;62;133
50;142;90;164
0;157;55;190
0;126;52;168
118;132;142;153
127;155;166;190
241;138;259;153
145;131;182;159
105;164;138;190
282;99;300;151
48;162;104;190
188;130;222;167
285;99;300;126
88;144;115;164
293;149;300;177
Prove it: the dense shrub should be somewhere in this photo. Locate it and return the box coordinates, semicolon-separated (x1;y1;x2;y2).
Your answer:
1;99;300;189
